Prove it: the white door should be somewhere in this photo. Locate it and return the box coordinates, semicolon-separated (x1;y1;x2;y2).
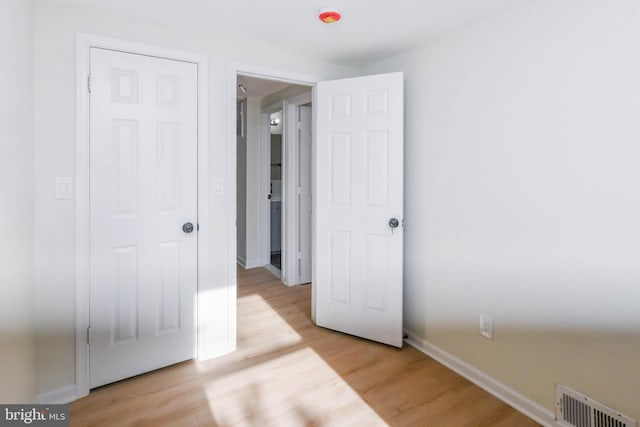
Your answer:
283;101;313;286
315;72;404;347
89;48;198;388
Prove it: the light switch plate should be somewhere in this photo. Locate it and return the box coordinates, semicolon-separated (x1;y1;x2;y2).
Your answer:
55;177;73;200
212;177;224;195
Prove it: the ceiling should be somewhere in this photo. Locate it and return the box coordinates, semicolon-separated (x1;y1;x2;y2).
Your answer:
45;0;529;67
237;76;295;98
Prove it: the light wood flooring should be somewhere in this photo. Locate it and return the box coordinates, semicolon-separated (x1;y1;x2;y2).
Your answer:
70;266;540;426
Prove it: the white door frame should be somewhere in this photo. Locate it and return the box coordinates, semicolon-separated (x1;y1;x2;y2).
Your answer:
230;63;319;284
75;34;209;399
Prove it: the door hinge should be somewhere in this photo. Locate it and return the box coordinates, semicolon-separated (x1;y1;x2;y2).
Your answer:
87;74;92;93
86;326;91;345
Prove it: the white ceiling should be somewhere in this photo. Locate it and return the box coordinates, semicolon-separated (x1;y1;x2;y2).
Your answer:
237;76;294;98
45;0;529;67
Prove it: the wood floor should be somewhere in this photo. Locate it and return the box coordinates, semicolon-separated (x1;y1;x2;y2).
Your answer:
70;266;540;427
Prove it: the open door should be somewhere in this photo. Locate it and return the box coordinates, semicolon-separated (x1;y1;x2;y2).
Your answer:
314;72;404;347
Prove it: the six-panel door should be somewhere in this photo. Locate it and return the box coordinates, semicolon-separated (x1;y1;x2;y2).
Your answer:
315;72;404;348
89;48;198;388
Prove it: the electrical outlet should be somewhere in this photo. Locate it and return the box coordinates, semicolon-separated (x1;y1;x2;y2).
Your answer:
480;314;493;340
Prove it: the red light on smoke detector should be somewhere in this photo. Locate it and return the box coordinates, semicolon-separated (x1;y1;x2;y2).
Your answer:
319;8;341;24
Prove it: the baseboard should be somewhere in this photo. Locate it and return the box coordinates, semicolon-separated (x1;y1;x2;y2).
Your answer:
37;384;77;405
403;329;556;427
244;258;262;269
236;256;262;269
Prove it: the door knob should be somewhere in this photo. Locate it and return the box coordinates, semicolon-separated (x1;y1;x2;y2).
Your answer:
388;218;400;229
182;222;194;233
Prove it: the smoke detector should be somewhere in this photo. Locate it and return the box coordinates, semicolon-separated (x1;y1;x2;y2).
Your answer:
318;8;341;24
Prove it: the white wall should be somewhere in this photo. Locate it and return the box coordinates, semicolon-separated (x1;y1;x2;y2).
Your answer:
32;0;358;398
243;97;263;267
261;85;311;109
0;0;37;403
237;100;247;264
363;0;640;420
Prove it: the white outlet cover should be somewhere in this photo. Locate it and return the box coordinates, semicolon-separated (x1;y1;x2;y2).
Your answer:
480;314;493;340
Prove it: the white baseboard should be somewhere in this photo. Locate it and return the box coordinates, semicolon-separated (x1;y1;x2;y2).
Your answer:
403;329;555;427
37;384;77;404
236;257;262;269
244;259;262;269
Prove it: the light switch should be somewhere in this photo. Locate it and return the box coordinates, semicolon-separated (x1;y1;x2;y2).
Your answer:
55;177;73;200
212;177;224;195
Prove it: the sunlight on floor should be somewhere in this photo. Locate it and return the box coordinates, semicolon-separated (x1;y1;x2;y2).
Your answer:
236;294;302;348
194;293;302;375
69;268;541;427
204;347;388;427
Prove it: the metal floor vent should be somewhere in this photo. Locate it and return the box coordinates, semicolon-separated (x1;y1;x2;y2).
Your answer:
556;384;636;427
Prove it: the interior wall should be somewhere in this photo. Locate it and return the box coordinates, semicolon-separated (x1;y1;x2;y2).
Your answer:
0;0;37;403
244;97;263;267
236;100;247;264
362;0;640;419
32;0;358;398
261;85;310;109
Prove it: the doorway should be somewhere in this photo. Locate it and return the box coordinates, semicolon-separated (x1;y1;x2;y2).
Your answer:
269;110;283;271
231;66;405;356
235;75;312;286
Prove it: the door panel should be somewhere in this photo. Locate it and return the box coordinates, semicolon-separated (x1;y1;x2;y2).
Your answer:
89;48;198;388
315;72;404;348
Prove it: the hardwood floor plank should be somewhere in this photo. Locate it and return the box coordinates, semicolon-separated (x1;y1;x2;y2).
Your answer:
69;266;540;426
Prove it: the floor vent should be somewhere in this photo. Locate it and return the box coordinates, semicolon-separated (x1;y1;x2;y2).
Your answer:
556;385;636;427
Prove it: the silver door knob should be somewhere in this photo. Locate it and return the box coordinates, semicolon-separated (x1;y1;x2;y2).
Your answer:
182;222;194;233
389;218;400;229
